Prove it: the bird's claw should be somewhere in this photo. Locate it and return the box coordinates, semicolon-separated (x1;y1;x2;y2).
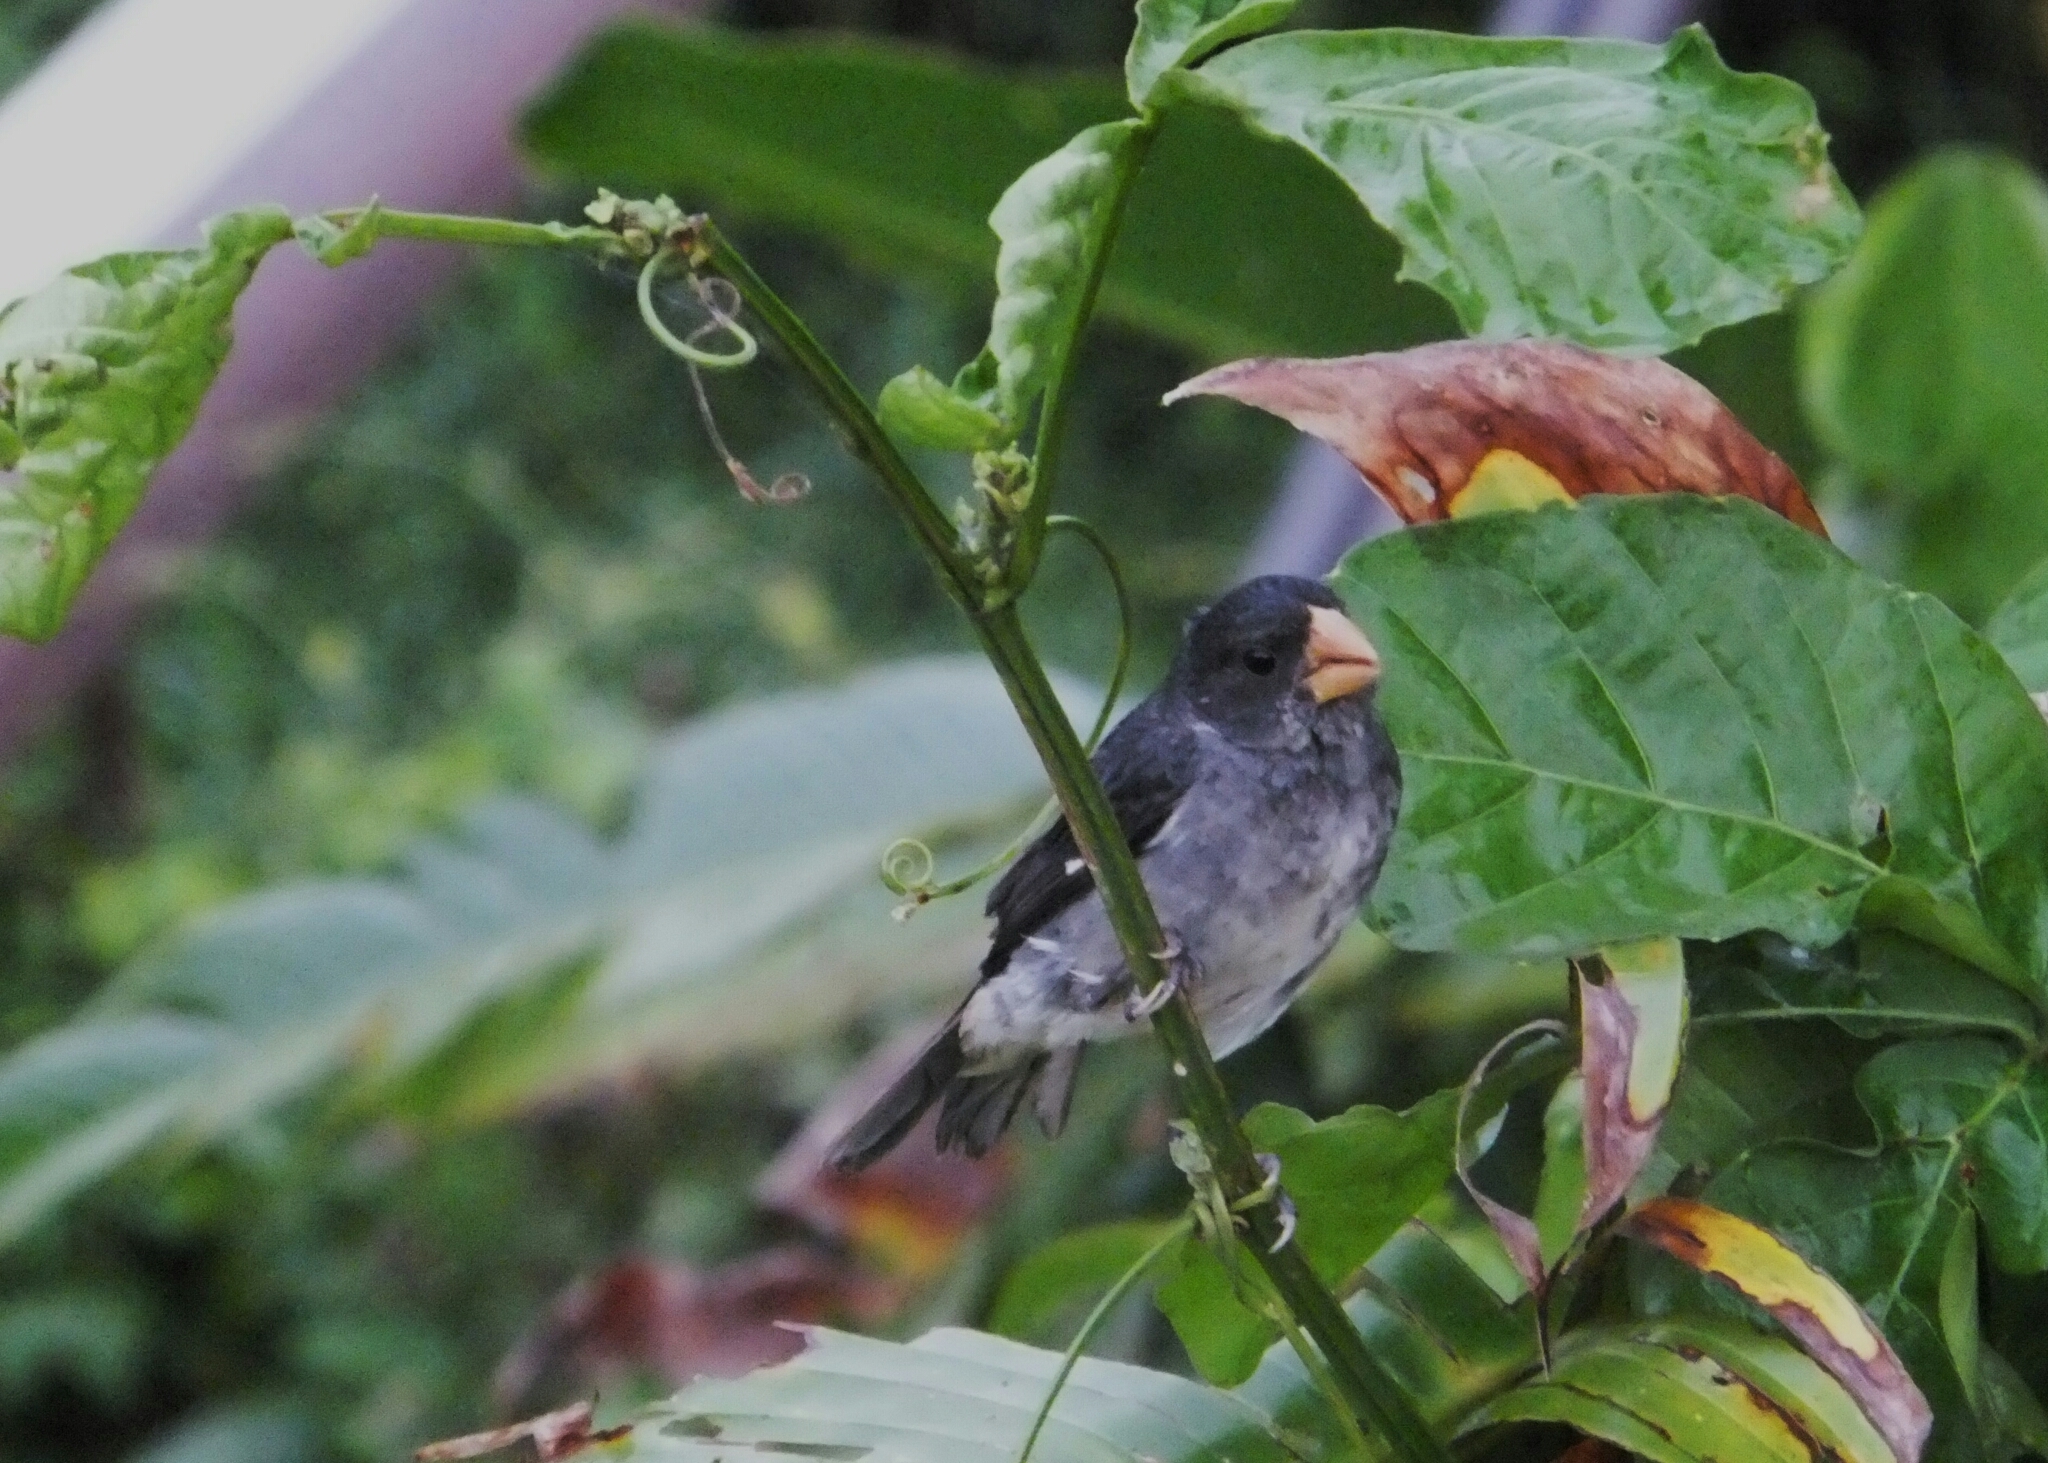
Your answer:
1124;970;1180;1021
1125;929;1196;1022
1230;1153;1297;1253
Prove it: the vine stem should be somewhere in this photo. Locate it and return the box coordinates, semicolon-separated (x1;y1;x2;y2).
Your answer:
1016;1218;1192;1463
691;218;1451;1463
311;204;626;256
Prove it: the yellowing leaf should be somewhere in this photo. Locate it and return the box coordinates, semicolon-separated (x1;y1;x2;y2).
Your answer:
1625;1196;1931;1463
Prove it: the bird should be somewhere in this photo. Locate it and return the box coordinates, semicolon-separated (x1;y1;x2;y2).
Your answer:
827;574;1400;1171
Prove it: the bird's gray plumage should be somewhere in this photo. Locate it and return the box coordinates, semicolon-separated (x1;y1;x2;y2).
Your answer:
829;576;1399;1170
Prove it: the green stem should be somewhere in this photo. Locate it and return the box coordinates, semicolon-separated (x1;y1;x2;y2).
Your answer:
1016;1218;1192;1463
316;204;626;257
1044;515;1133;751
699;222;1449;1463
1012;121;1157;591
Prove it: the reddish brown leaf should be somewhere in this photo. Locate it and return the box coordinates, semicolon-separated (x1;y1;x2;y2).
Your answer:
1625;1196;1932;1463
416;1401;630;1462
1576;940;1687;1234
759;1025;1012;1280
493;1248;888;1408
1165;340;1826;534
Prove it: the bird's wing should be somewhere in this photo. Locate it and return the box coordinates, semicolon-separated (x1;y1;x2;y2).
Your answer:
981;693;1199;977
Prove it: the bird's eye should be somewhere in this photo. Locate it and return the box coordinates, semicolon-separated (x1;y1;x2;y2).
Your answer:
1242;648;1277;675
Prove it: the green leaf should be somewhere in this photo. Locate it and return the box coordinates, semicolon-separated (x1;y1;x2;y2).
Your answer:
979;119;1145;423
1163;24;1859;353
1125;0;1298;109
1985;556;2048;694
1801;150;2048;619
1533;1072;1588;1270
1236;1195;1539;1449
292;197;384;266
1470;1318;1897;1463
1858;1039;2048;1274
0;207;291;641
521;22;1457;365
1978;1346;2048;1463
1940;1213;1981;1405
1687;933;2040;1046
600;1325;1304;1463
1335;495;2048;988
0;659;1093;1247
1155;1090;1458;1384
876;365;1010;452
988;1219;1179;1342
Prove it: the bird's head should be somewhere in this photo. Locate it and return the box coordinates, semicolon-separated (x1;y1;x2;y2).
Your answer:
1172;575;1382;748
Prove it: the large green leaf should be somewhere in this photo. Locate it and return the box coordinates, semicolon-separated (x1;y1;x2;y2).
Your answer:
1334;496;2048;987
598;1325;1305;1463
1801;150;2048;619
0;659;1089;1247
521;22;1456;365
0;208;291;640
1163;25;1859;353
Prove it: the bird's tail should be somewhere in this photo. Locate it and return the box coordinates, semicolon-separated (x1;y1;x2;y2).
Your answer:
826;1021;1082;1172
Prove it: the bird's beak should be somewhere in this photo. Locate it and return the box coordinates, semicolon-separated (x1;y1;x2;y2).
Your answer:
1302;606;1381;703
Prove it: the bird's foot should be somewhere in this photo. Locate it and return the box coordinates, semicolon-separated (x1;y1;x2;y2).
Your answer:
1124;929;1197;1021
1231;1152;1298;1253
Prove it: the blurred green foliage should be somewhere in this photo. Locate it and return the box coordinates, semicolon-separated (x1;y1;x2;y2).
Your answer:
3;1;2048;1461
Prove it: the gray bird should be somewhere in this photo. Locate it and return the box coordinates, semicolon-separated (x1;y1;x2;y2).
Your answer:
829;575;1399;1170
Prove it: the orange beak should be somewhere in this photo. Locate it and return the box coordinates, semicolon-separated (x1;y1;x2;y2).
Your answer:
1302;606;1381;703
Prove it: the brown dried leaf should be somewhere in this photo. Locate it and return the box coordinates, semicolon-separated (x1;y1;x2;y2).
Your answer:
416;1401;629;1462
492;1249;887;1408
1577;939;1688;1233
1165;340;1825;533
1625;1196;1932;1463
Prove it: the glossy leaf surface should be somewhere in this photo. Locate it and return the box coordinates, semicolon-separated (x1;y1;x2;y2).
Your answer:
0;208;291;640
1335;496;2048;985
1166;25;1859;352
